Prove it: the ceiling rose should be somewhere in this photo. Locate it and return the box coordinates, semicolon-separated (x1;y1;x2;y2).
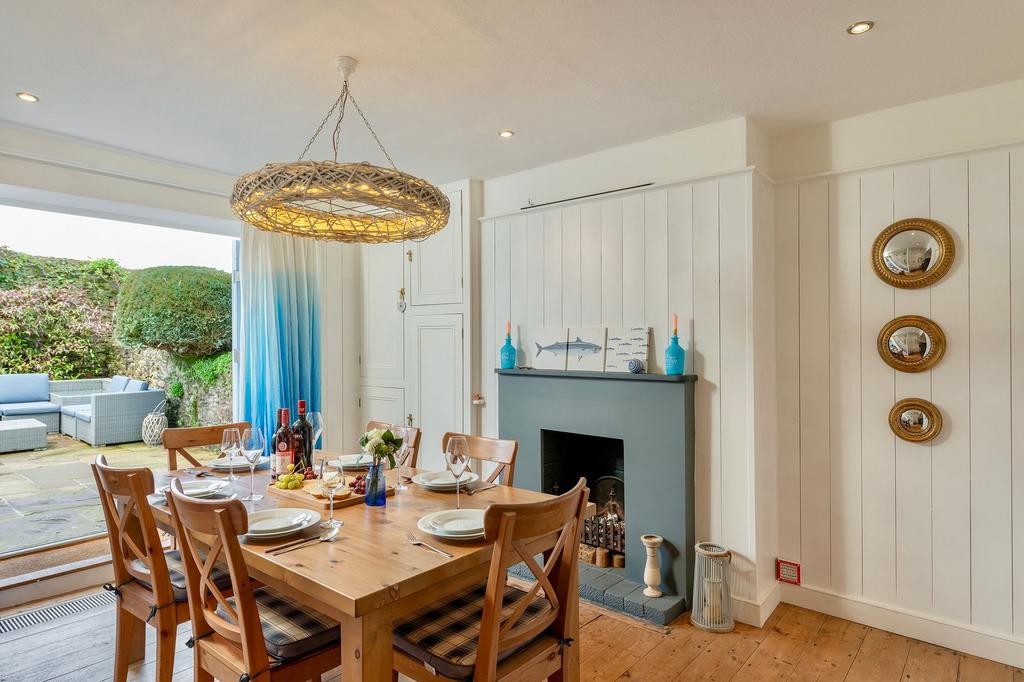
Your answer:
231;56;450;244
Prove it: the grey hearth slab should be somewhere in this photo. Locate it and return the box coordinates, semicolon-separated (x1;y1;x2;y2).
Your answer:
510;561;686;626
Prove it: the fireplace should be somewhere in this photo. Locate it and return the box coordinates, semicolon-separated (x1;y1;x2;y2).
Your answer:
542;429;626;556
497;368;696;600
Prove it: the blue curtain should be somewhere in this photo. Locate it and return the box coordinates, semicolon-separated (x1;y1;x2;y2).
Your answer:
240;226;321;451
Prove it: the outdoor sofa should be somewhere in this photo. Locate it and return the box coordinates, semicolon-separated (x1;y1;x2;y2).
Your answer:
0;373;61;432
57;375;165;446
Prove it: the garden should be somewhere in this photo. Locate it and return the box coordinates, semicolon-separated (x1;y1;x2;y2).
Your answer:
0;246;234;557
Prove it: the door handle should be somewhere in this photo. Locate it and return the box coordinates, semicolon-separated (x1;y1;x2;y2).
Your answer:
397;287;407;313
406;413;414;427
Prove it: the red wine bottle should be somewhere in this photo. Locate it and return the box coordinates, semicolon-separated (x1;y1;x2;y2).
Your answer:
271;408;294;479
291;400;313;472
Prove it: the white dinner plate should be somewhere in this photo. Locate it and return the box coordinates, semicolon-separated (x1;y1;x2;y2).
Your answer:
247;508;317;535
411;471;480;490
416;513;484;541
427;509;485;535
331;454;372;469
210;455;269;470
157;480;230;498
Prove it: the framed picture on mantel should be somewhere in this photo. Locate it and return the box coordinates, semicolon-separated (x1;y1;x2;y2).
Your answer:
605;326;651;373
531;327;570;370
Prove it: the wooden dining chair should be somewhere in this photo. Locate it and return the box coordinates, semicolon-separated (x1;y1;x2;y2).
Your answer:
166;479;341;682
365;420;422;468
391;477;589;681
440;432;518;486
163;421;251;470
91;455;232;682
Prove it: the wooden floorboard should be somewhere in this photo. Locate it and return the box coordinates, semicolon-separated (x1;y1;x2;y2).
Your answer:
1;595;1023;681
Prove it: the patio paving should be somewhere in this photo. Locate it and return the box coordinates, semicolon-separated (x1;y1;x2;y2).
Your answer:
0;435;217;556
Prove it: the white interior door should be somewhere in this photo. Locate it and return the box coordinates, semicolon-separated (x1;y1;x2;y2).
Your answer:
406;313;464;470
359;385;405;437
409;190;463;306
359;242;405;381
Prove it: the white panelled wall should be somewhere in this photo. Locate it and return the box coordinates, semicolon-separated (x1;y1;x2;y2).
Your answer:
477;170;780;617
776;145;1024;664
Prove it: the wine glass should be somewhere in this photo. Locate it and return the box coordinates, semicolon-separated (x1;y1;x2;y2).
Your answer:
445;436;470;510
220;427;242;481
240;427;265;502
391;426;409;492
317;453;345;529
308;411;324;454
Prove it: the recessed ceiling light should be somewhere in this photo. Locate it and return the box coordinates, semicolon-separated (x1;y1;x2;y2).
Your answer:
498;129;515;138
15;91;39;103
846;20;874;35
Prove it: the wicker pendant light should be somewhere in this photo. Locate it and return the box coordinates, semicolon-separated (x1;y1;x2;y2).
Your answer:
231;57;450;244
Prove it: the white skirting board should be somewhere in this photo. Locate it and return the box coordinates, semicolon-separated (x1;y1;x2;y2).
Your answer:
781;583;1024;668
732;581;782;628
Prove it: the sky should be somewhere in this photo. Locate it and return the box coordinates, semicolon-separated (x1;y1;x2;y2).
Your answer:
0;205;235;271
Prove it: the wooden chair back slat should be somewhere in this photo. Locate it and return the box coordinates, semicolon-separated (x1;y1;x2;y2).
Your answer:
162;422;250;470
91;455;175;605
166;481;269;672
474;478;589;677
365;420;422;468
441;432;518;485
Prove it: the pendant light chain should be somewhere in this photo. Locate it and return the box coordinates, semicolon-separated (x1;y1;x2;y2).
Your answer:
296;80;396;169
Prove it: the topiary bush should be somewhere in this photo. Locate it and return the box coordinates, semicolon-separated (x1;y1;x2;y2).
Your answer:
115;266;232;356
0;284;118;378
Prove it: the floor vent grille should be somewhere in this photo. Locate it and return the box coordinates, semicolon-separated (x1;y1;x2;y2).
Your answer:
0;590;116;634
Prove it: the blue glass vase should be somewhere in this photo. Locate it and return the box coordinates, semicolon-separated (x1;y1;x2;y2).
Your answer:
364;463;387;507
499;334;517;369
665;335;685;376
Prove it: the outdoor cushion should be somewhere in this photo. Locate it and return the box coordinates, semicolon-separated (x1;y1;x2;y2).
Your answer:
125;379;149;392
0;401;60;416
393;582;553;679
131;550;231;602
0;373;50;404
60;405;92;422
217;586;339;661
106;376;130;392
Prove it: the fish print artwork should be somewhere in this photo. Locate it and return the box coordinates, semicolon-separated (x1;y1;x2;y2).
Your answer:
605;326;650;373
531;327;570;370
566;327;607;371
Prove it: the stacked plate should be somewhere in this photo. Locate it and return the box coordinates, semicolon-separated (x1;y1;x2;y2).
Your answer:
209;454;269;472
151;479;234;505
417;508;485;541
246;508;319;539
331;454;372;470
411;470;480;491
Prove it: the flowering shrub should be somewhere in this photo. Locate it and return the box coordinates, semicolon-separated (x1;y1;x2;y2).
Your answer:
0;285;118;378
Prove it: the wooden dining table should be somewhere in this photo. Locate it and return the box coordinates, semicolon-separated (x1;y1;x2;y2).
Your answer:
147;458;592;682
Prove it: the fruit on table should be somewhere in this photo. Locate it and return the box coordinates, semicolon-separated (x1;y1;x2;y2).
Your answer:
274;472;306;490
349;474;366;495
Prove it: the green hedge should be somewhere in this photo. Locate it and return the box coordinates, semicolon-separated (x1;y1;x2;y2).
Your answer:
0;285;118;378
0;247;123;305
116;266;232;356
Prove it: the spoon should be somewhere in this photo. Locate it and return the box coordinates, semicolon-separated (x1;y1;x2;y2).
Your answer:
270;527;340;556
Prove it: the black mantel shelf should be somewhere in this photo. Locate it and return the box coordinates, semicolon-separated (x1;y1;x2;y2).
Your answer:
495;368;697;383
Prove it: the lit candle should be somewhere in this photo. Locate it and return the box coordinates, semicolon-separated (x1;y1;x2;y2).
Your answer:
505;320;511;336
672;313;678;336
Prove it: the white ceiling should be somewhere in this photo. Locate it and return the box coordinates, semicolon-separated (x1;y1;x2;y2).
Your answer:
2;1;1024;184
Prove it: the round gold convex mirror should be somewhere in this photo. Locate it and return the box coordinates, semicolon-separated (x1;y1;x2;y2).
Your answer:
889;398;942;443
872;218;955;288
877;315;946;372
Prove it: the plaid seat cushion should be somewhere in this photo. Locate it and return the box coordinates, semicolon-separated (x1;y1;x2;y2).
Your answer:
393;582;553;680
131;549;231;602
217;587;339;661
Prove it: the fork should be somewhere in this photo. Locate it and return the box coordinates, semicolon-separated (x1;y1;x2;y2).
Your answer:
467;483;497;496
406;532;453;558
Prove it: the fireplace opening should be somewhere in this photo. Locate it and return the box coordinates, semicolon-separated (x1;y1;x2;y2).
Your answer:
541;429;625;564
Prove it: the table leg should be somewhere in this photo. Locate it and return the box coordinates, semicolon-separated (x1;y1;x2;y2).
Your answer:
341;611;394;682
